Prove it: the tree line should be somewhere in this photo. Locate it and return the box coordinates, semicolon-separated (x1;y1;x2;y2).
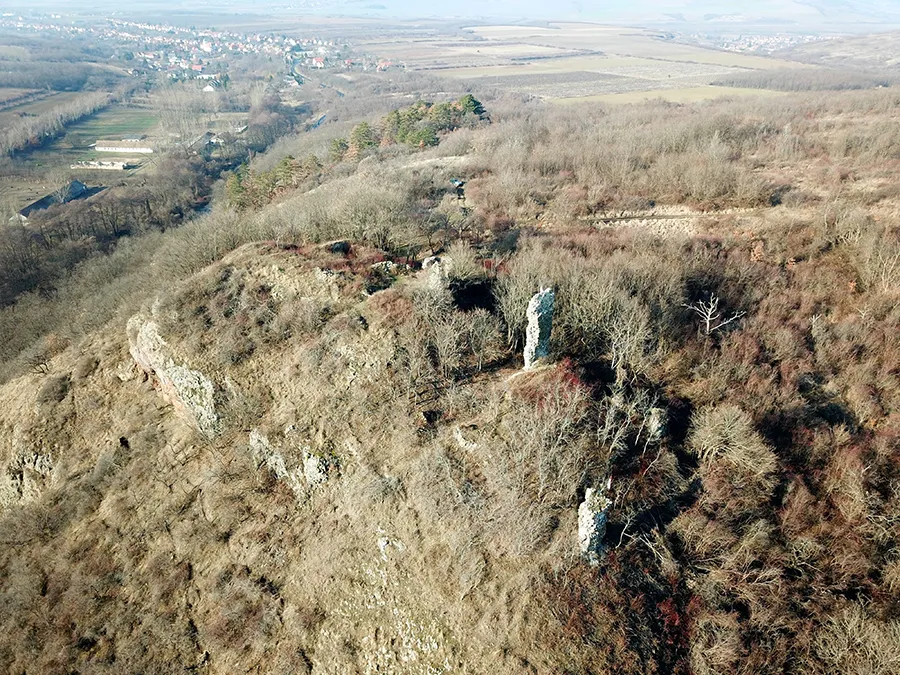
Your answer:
0;60;123;91
0;92;113;157
712;67;894;92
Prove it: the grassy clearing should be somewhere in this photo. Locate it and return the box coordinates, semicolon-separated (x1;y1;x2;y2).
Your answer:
56;107;160;146
18;107;160;168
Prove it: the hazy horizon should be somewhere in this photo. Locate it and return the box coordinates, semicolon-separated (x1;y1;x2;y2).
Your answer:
6;0;900;30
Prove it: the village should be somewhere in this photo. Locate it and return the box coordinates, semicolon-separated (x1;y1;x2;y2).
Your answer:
0;12;393;82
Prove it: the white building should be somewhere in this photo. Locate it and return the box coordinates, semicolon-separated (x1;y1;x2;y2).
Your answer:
95;140;154;154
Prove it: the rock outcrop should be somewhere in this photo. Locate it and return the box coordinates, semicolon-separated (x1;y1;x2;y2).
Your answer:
248;430;334;501
423;255;453;290
127;316;219;437
0;449;54;508
578;481;612;566
523;288;555;370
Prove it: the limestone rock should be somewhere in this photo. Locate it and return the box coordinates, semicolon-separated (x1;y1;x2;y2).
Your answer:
578;482;612;566
303;450;330;487
0;450;54;508
371;260;399;274
423;256;453;290
248;430;335;501
127;316;218;437
647;407;667;442
523;288;555;370
453;425;479;452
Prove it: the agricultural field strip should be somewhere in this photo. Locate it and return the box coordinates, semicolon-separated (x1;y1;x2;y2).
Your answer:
463;24;814;70
0;88;37;107
0;92;88;124
553;85;786;105
441;57;755;99
369;24;819;101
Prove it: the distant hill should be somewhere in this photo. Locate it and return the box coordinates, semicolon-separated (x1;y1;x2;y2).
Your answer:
776;29;900;69
329;0;900;26
11;0;900;27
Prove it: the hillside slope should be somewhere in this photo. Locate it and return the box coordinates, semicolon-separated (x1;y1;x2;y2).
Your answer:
0;241;616;673
777;29;900;69
2;88;900;674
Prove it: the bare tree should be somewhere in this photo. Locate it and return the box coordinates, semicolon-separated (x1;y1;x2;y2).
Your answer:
47;169;73;206
683;293;745;336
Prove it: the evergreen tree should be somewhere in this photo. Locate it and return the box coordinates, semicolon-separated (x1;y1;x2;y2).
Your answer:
458;94;485;116
329;137;349;162
349;122;377;155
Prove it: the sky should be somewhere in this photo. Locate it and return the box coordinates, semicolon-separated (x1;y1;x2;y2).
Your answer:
360;0;900;23
10;0;900;27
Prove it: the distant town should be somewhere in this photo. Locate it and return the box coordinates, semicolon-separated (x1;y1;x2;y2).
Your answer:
683;32;836;55
0;13;395;83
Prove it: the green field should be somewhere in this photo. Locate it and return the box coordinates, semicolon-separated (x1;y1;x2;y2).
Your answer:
1;106;161;210
54;107;161;150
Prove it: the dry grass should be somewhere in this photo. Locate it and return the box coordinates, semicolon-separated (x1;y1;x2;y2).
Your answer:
0;84;899;674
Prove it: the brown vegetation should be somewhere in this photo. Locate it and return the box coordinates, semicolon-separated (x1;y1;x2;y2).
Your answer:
0;83;899;673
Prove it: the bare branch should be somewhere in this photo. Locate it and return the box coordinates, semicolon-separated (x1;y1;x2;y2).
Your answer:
683;293;745;335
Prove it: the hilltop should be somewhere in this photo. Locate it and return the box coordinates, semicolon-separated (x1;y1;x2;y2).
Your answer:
0;78;899;673
777;29;900;69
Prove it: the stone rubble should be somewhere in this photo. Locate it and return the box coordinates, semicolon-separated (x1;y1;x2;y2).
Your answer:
0;450;54;508
248;429;335;502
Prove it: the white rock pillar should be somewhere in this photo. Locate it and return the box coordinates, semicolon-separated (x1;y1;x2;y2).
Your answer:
578;480;612;566
423;255;453;290
523;287;555;370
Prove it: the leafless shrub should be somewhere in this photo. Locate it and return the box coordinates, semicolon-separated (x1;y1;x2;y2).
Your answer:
810;606;900;675
484;369;595;508
689;405;778;518
683;293;745;336
36;374;70;404
858;230;900;293
689;611;742;675
465;308;505;371
444;241;485;283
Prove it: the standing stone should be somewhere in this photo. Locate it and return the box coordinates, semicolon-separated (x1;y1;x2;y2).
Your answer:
647;407;668;443
578;482;612;566
523;287;555;370
423;256;453;290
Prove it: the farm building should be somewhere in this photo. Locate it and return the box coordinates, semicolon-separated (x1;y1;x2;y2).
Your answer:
18;180;90;219
95;140;154;154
